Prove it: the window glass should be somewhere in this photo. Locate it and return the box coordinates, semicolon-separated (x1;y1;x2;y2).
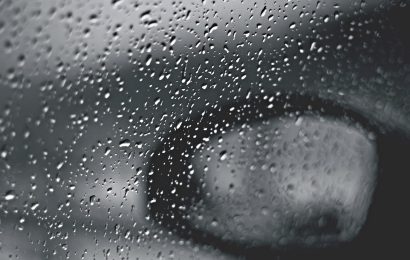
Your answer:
0;0;409;259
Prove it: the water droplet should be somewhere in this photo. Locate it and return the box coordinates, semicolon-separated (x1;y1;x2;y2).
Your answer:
4;190;16;201
31;202;39;210
56;161;64;170
119;139;131;148
219;150;228;161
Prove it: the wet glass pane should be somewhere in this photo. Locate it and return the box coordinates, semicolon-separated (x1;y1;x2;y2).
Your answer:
0;0;409;259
